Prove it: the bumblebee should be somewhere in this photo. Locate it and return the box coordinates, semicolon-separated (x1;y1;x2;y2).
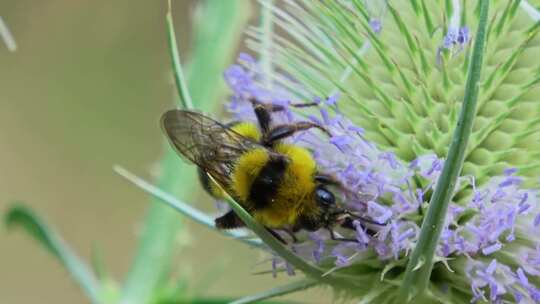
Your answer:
161;100;359;243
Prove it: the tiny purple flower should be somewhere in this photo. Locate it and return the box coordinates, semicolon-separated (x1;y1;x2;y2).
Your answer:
309;233;325;264
457;27;470;44
325;93;340;106
369;19;382;34
443;27;459;49
504;168;518;176
482;243;503;256
442;26;470;49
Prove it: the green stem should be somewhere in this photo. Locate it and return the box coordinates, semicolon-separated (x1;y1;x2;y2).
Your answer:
398;0;490;301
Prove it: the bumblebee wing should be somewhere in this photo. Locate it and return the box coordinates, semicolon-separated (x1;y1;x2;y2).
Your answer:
161;109;259;188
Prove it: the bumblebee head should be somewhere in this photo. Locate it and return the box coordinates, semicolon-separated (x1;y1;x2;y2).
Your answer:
314;185;336;207
314;185;349;225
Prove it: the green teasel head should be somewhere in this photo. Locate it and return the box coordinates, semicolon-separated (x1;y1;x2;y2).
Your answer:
244;0;540;196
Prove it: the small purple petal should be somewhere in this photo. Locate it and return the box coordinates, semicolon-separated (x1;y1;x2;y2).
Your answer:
457;27;470;44
379;152;399;169
506;233;515;242
486;259;498;275
427;159;442;176
393;191;411;212
504;168;518;175
325;93;340;106
309;233;325;264
373;241;389;257
512;288;524;303
367;201;393;224
499;176;522;188
347;125;365;134
409;158;419;169
518;194;530;214
491;189;506;203
443;27;458;49
442;26;470;49
530;288;540;301
335;255;350;267
224;65;250;89
330;135;352;151
353;220;371;244
320;108;330;125
489;282;498;301
369;19;382;34
416;189;424;204
482;243;503;255
534;213;540;227
331;244;354;267
517;268;529;285
398;228;415;243
238;52;255;64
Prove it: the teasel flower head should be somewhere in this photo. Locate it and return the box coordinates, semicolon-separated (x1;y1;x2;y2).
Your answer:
216;1;540;303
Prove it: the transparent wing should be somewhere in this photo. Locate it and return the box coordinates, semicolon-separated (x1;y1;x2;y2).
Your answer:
161;109;260;188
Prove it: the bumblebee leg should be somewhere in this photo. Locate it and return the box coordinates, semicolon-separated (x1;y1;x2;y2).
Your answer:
340;216;355;230
266;227;288;244
279;228;298;243
328;228;358;243
250;97;322;135
249;96;319;112
253;104;272;133
264;102;319;111
215;210;245;229
264;122;331;146
289;101;319;108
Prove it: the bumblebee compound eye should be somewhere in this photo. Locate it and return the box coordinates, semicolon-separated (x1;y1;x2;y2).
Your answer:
315;186;335;207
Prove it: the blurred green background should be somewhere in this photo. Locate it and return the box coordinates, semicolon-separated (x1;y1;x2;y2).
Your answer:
0;1;332;303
